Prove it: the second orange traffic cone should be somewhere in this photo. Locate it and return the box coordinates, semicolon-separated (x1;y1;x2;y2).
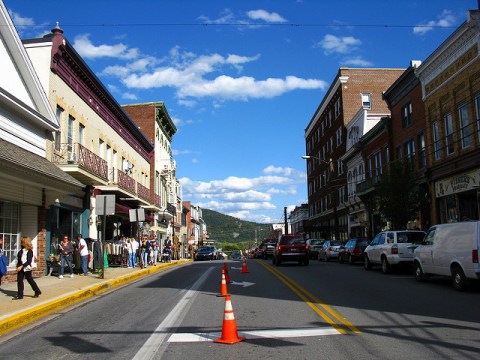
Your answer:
241;258;249;273
223;262;232;283
216;268;229;297
214;294;246;344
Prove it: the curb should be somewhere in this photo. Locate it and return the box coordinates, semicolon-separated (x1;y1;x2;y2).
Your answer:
0;260;189;336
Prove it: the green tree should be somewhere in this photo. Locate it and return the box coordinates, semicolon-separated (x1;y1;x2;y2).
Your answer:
375;160;420;229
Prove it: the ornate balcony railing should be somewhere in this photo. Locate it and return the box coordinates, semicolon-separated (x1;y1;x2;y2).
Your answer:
117;169;136;194
52;143;108;181
356;175;382;195
137;183;150;201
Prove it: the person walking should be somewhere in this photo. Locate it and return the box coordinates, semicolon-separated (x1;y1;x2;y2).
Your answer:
77;234;89;276
15;236;41;299
58;235;74;279
0;236;6;290
127;238;135;268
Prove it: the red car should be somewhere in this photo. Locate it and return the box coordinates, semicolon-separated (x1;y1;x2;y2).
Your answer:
339;238;369;264
273;234;309;266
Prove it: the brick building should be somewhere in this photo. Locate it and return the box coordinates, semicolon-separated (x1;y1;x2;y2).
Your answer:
304;67;404;241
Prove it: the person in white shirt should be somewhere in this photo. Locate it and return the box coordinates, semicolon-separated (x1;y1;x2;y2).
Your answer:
131;238;139;267
77;234;89;276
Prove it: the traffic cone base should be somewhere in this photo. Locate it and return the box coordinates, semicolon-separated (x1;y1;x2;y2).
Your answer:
217;269;229;297
214;295;246;344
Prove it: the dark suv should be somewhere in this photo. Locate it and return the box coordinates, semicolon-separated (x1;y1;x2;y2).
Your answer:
339;238;369;265
273;234;309;266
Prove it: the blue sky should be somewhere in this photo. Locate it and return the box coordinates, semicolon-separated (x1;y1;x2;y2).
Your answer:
4;0;476;224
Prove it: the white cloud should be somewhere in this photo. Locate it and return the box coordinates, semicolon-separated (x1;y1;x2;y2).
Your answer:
318;34;361;55
263;165;304;178
247;9;287;23
118;48;326;100
73;34;139;60
413;10;456;35
9;11;35;27
343;56;373;67
122;92;138;100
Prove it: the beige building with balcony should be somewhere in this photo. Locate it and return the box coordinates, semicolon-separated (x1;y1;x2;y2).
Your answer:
23;24;154;255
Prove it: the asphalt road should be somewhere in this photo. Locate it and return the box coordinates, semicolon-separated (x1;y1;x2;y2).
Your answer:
0;259;479;359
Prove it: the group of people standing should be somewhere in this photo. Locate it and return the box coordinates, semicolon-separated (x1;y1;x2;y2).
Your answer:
124;235;172;268
57;234;89;279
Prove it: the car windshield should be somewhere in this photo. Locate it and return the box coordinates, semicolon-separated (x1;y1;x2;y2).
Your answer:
330;240;342;246
198;247;214;253
310;240;322;245
397;232;425;244
357;240;369;246
282;236;305;245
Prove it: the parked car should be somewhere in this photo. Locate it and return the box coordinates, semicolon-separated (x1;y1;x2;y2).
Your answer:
306;239;325;259
413;221;480;290
194;246;218;261
254;247;265;259
318;240;343;261
339;238;369;264
263;239;277;259
230;250;242;261
273;234;309;266
364;230;425;273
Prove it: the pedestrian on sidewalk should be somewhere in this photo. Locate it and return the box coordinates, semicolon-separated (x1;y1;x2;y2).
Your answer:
77;234;89;276
0;236;6;289
58;235;74;279
15;236;41;300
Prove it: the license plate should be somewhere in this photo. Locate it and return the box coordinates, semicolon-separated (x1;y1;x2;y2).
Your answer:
291;248;297;251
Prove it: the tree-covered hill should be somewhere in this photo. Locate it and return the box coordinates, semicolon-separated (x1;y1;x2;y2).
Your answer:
202;208;274;244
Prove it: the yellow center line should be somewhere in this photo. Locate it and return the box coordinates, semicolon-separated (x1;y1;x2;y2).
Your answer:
258;260;361;334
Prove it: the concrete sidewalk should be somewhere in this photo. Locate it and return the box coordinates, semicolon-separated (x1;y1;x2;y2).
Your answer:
0;260;190;336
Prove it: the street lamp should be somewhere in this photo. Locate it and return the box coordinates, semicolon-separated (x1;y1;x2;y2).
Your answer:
302;155;339;241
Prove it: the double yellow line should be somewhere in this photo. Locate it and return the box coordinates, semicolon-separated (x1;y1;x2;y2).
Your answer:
258;260;361;335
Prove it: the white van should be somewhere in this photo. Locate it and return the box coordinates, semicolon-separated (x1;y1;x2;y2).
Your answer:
413;221;480;290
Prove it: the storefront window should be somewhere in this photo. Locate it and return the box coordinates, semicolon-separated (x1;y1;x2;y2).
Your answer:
439;195;458;223
0;200;20;267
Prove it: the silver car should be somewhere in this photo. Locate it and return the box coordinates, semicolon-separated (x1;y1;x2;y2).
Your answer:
318;240;343;261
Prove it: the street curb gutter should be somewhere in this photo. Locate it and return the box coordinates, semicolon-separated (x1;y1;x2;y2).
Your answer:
0;260;190;336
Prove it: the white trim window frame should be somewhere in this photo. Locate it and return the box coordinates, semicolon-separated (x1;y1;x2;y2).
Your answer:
458;102;471;149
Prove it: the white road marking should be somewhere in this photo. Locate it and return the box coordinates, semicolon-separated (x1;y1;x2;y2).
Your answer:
132;267;214;360
168;327;341;342
230;281;255;287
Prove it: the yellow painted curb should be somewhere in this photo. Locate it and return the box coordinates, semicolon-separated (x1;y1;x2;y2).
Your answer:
0;260;190;336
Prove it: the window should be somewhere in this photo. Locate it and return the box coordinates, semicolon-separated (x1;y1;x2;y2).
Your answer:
417;132;426;169
334;98;342;118
433;121;441;160
336;127;343;147
476;95;480;141
337;159;344;175
67;115;75;160
99;139;105;159
374;152;382;176
458;103;471;149
78;123;85;146
54;106;63;151
361;93;371;110
403;139;415;159
401;102;413;128
444;113;454;155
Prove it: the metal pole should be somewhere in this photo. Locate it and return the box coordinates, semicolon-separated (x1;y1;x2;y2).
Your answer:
137;209;143;268
101;196;106;279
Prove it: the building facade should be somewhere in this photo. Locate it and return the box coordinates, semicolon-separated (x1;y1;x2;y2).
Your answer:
304;68;405;241
416;10;480;224
23;25;154;256
1;4;84;281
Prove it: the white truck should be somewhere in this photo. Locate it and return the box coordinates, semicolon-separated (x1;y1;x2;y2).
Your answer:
413;221;480;290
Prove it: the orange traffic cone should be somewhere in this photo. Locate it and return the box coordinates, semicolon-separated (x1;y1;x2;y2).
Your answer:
216;268;229;297
223;262;232;283
214;294;246;344
241;258;249;273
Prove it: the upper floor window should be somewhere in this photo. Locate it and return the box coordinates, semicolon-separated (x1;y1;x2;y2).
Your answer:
458;103;471;149
432;121;441;161
417;132;426;169
444;113;454;156
54;106;63;151
374;151;382;176
78;123;85;146
337;159;344;175
476;94;480;141
361;93;371;110
401;102;413;128
403;138;415;159
334;98;342;118
67;115;75;159
336;127;343;147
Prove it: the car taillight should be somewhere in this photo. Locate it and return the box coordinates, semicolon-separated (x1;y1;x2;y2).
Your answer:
472;249;478;263
306;245;310;250
277;246;282;251
391;245;398;255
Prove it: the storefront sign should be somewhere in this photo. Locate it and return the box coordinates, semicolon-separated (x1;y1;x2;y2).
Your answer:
435;169;480;197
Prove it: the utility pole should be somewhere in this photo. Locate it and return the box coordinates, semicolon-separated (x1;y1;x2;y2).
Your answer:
284;207;288;235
